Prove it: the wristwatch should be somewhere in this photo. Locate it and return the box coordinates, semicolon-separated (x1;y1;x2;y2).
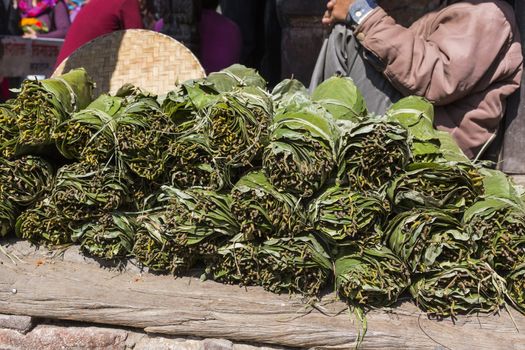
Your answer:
346;0;378;25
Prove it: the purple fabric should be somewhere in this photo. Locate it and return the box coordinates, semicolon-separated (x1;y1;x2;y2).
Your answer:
155;9;242;74
199;9;242;74
22;0;70;38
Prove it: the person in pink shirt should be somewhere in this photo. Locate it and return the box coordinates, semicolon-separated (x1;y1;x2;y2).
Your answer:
55;0;143;66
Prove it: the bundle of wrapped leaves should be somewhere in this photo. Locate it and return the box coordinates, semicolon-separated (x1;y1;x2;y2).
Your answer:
209;235;332;296
309;185;389;246
311;76;368;122
410;261;506;318
335;246;411;307
0;155;54;207
115;89;175;180
72;212;136;260
12;68;93;148
387;162;484;213
133;186;238;274
337;117;411;192
51;162;131;221
263;106;339;198
386;209;475;273
55;94;124;164
464;198;525;273
16;198;74;246
203;87;272;169
231;171;307;240
0;102;18;159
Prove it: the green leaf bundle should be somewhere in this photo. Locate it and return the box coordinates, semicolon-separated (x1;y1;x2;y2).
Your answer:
337;117;411;192
0;103;19;159
207;64;266;92
388;162;484;213
133;187;238;274
386;210;475;273
51;162;131;221
0;198;18;237
210;235;331;296
72;212;135;260
204;87;272;168
507;263;525;314
13;68;93;147
55;94;124;164
263;109;339;198
410;261;506;318
311;76;368;122
0;156;54;207
309;186;389;246
464;198;525;273
116;95;174;180
231;171;306;240
335;246;411;307
15;199;74;246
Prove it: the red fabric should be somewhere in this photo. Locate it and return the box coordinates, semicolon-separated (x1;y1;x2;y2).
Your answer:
0;79;10;101
55;0;143;66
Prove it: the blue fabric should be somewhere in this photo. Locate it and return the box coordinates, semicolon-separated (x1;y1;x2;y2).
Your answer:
347;0;377;25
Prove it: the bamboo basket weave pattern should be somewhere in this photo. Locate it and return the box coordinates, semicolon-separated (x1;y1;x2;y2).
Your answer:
53;29;206;96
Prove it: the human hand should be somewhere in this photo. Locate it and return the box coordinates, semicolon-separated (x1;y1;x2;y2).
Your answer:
22;28;37;39
322;0;355;26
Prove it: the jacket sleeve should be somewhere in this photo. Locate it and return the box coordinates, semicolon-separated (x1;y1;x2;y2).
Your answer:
355;5;514;105
37;0;70;39
120;0;144;30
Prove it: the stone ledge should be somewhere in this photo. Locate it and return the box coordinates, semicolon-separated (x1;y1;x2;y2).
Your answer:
0;314;34;334
0;322;286;350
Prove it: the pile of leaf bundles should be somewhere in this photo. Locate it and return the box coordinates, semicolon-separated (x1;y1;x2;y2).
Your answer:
309;185;389;246
335;246;411;307
410;261;506;318
55;94;124;164
311;76;368;122
116;94;175;180
51;162;131;221
506;263;525;313
263;108;339;198
133;187;238;274
12;68;93;147
386;210;475;273
0;103;18;159
0;199;18;237
206;64;267;92
337;117;411;192
0;156;54;207
72;212;135;260
463;198;525;273
16;199;74;246
166;133;225;190
387;162;484;213
231;171;306;240
211;235;332;296
203;87;272;168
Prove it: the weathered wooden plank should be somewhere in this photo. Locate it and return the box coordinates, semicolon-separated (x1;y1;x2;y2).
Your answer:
0;241;524;349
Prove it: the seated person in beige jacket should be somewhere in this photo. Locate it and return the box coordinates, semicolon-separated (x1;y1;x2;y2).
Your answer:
311;0;523;159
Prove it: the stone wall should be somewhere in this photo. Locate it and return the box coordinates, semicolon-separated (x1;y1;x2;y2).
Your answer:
0;314;286;350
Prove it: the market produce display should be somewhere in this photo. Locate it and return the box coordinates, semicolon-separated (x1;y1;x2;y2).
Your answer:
1;64;524;322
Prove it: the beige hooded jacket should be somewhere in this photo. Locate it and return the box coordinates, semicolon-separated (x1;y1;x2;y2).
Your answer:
355;0;523;158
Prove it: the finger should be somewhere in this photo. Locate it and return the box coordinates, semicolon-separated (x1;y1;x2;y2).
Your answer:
326;0;336;10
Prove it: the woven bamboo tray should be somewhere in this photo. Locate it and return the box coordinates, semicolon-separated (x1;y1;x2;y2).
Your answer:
52;29;206;97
